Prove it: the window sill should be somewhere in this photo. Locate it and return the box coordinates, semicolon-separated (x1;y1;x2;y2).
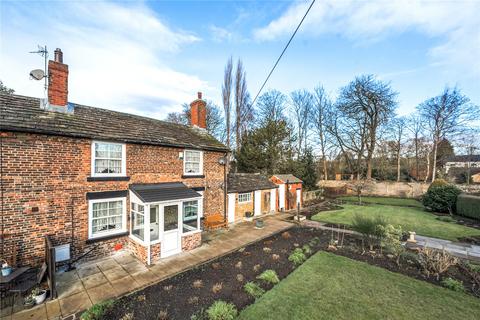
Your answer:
182;174;205;179
87;176;130;182
86;231;128;244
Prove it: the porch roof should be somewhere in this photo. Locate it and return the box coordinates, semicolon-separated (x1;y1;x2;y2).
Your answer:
129;182;201;203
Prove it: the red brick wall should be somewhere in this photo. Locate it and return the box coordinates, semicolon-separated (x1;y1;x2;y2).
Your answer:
1;131;225;266
181;232;201;251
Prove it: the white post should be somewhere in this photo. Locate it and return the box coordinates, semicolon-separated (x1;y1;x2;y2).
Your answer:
144;204;151;265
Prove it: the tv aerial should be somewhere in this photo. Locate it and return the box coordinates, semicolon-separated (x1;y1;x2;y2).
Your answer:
29;45;48;91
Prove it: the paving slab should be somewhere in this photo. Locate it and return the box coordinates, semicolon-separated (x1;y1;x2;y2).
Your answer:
57;280;85;299
81;272;109;290
102;266;129;282
86;282;117;305
55;271;79;286
122;260;149;276
76;265;101;279
45;300;61;320
96;258;118;272
58;291;92;317
110;276;140;296
113;254;137;265
131;270;158;287
11;305;46;320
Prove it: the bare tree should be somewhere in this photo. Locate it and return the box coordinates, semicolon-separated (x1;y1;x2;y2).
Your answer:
391;117;407;181
417;87;479;181
312;85;332;180
407;114;424;181
456;129;480;185
234;59;251;151
290;89;313;157
222;57;233;149
0;80;14;94
255;89;287;125
337;75;397;179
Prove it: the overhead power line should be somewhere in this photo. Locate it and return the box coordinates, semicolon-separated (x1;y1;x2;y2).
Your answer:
251;0;316;106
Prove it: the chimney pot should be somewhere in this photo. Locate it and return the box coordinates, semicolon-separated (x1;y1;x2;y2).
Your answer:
197;92;202;99
54;48;63;63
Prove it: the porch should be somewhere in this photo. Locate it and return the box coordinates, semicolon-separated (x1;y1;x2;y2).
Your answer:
2;215;293;320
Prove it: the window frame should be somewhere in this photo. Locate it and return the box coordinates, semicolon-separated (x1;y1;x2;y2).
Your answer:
130;202;146;243
91;141;127;177
183;150;203;176
88;197;127;240
238;192;252;203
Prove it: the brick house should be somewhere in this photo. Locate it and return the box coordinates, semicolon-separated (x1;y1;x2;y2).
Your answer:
270;174;303;211
226;173;278;223
0;49;228;267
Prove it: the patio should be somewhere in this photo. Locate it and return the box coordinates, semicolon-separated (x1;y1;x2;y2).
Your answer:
1;214;293;320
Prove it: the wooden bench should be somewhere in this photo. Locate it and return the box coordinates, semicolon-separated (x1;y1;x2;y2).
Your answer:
204;213;228;231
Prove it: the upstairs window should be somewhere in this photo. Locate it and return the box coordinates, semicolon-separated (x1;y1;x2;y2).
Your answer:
92;141;126;177
238;193;252;203
183;150;203;175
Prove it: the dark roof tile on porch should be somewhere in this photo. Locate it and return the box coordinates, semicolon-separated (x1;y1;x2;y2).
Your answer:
130;182;201;203
228;173;277;194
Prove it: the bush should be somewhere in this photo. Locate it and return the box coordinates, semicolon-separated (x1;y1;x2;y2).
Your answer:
429;179;449;188
302;244;312;255
243;282;265;299
80;300;114;320
256;269;279;284
288;248;306;266
399;251;421;267
206;301;238;320
456;194;480;220
441;277;464;292
422;182;461;214
378;224;404;265
418;248;458;280
351;214;388;251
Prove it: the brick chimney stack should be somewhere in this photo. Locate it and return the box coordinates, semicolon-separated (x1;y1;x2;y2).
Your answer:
48;48;69;108
190;92;206;129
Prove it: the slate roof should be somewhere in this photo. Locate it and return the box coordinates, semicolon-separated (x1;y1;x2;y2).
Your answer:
130;182;201;203
272;174;303;184
445;155;480;163
0;94;228;152
228;173;278;194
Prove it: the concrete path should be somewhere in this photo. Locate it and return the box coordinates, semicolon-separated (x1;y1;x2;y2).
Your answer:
303;220;480;262
1;215;292;320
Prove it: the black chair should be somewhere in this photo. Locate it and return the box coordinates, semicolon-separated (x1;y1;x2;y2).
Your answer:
9;263;47;306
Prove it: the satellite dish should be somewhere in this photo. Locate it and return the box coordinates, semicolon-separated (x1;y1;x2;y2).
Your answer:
29;69;45;80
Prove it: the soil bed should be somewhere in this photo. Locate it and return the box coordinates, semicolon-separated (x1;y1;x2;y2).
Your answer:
104;227;330;320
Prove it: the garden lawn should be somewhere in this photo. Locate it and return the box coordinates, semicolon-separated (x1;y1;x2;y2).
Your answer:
312;204;480;241
238;252;480;320
338;196;423;208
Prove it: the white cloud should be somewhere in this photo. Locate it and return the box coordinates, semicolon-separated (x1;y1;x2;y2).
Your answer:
254;0;480;76
0;1;212;119
210;25;233;42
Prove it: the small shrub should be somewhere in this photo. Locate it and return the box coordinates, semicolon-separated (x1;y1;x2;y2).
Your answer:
272;254;280;261
422;182;461;214
157;310;169;320
120;313;134;320
436;216;456;223
190;309;207;320
351;214;388;251
399;251;421;267
263;247;272;253
429;179;449;188
136;294;146;302
235;261;242;269
456;194;480;220
244;281;265;299
212;262;221;269
309;237;320;247
253;264;261;272
212;282;223;294
465;262;480;274
256;269;279;284
441;277;464;292
80;300;114;320
188;296;199;304
288;248;306;266
378;224;404;265
206;301;238;320
236;274;244;282
302;244;312;255
193;279;203;289
418;248;458;280
163;285;173;291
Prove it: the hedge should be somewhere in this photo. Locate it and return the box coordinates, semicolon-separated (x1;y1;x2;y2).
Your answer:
456;193;480;220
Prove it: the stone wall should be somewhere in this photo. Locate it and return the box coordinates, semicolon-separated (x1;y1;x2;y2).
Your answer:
318;180;430;198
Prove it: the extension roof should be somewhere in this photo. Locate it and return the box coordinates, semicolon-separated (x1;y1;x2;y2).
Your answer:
272;174;303;184
130;182;201;203
228;173;278;194
0;94;228;152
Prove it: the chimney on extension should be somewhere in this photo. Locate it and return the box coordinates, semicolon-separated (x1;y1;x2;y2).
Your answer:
47;48;69;110
190;92;206;129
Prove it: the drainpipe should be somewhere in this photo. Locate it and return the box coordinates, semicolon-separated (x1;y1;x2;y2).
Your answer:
286;179;290;210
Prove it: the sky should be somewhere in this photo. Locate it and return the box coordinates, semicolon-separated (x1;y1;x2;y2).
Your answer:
1;0;479;119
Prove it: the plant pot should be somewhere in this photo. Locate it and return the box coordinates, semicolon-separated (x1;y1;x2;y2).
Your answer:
244;211;254;222
1;266;12;276
34;290;47;305
24;298;35;309
255;219;264;229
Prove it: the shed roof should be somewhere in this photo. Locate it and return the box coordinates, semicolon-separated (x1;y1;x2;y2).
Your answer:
0;94;228;152
130;182;201;203
272;174;303;184
228;173;277;194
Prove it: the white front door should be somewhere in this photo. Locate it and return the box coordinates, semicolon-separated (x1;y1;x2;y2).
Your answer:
161;204;181;258
227;193;236;223
254;190;262;216
278;184;285;210
296;189;301;208
270;188;277;212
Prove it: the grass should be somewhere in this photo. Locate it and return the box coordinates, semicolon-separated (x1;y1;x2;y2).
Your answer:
338;196;423;207
238;252;480;320
312;204;480;241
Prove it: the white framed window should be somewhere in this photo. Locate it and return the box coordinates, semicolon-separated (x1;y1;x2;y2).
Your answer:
131;202;145;241
182;200;199;233
238;193;252;203
183;150;203;175
91;141;126;177
88;197;127;239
